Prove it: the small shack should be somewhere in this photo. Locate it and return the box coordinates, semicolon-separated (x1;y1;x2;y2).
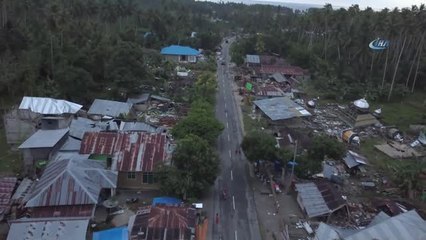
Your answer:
295;181;347;220
18;128;69;175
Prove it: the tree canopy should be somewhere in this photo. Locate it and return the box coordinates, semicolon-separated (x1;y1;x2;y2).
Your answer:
241;130;279;162
172;99;224;144
158;134;219;199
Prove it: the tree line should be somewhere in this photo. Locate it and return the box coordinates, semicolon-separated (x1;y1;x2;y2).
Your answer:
229;4;426;101
0;0;223;105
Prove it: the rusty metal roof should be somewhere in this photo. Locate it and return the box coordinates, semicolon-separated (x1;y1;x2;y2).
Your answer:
0;177;17;219
128;205;196;240
26;159;117;207
80;132;169;172
30;205;95;219
260;65;304;76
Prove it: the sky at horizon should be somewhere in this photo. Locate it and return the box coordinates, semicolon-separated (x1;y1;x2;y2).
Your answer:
204;0;426;10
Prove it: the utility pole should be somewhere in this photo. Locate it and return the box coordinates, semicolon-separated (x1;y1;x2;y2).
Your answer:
286;140;297;194
290;140;298;179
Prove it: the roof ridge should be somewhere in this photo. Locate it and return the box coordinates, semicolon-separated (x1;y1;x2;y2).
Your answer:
67;165;98;204
26;160;70;207
88;167;117;188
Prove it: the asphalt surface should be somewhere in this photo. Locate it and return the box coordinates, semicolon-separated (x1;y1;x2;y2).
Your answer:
208;38;261;240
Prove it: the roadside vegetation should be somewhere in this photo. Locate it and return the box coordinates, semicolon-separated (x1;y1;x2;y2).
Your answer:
158;65;224;200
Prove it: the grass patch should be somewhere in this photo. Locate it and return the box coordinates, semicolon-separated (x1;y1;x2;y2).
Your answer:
371;92;426;131
0;128;21;175
241;105;268;133
359;137;393;171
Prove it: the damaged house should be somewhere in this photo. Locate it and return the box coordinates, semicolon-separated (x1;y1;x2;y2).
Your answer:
295;181;347;220
128;205;196;240
254;97;311;127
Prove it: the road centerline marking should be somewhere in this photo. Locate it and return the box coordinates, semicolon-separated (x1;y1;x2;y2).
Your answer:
232;196;236;210
227;133;230;141
231;170;233;180
229;150;231;158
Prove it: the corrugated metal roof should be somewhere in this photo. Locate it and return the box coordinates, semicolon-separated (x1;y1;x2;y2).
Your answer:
345;210;426;240
120;122;157;132
296;182;331;218
314;222;341;240
19;96;82;115
26;159;117;207
254;97;311;121
127;93;150;104
128;205;196;240
59;137;82;151
88;99;133;118
343;150;368;168
256;85;285;97
246;54;260;64
80;132;169;172
0;177;17;219
296;181;346;218
18;128;69;149
160;45;199;56
69;117;118;140
151;95;171;102
271;72;288;83
368;212;391;227
260;65;304;75
7;219;89;240
11;178;33;205
30;205;95;219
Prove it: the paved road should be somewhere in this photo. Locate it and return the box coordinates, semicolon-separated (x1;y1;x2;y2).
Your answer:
208;38;261;240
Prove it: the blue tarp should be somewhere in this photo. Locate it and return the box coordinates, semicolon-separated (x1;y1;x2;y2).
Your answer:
160;45;200;56
93;226;128;240
152;197;182;206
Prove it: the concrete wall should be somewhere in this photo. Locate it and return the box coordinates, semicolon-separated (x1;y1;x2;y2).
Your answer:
164;55;197;63
117;172;159;190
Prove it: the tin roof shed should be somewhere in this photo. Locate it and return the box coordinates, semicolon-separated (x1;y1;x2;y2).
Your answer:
18;128;69;149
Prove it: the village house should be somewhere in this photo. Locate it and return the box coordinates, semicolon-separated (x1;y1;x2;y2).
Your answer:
314;210;426;240
24;158;117;219
295;181;347;220
87;99;134;120
128;205;196;240
253;97;311;128
160;45;200;63
3;96;82;146
18;128;69;175
79;132;173;189
127;93;151;112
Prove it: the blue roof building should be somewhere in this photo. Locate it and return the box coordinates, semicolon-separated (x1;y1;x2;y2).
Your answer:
160;45;200;63
152;197;182;206
93;226;129;240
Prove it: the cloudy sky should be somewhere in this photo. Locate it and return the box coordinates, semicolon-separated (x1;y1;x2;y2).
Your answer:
205;0;425;10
